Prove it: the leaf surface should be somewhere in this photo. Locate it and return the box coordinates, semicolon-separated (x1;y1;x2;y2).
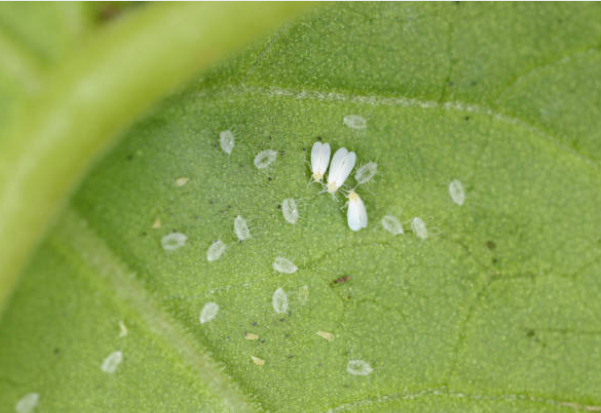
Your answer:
1;3;601;412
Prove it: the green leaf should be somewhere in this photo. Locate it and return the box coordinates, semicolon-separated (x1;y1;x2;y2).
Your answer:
0;2;313;313
2;3;601;412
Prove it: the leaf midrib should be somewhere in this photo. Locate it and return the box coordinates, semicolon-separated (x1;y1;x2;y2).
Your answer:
47;206;601;413
48;207;261;413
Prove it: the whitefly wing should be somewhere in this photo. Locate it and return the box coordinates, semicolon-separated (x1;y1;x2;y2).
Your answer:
347;191;367;231
328;148;356;192
311;142;331;179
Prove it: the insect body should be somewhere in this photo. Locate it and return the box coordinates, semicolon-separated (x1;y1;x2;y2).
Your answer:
327;147;356;193
346;191;367;231
310;141;331;183
355;162;378;185
347;190;368;231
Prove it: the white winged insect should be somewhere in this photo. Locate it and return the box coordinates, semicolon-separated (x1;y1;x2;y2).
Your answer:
347;190;367;231
327;147;356;194
310;141;331;183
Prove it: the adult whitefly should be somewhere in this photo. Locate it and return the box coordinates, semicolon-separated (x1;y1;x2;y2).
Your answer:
381;215;404;236
310;141;331;182
281;198;299;224
273;257;298;274
234;215;250;241
355;162;378;185
346;359;373;376
161;232;187;251
207;240;226;262
101;351;123;374
327;147;356;194
200;302;219;324
449;179;465;206
343;114;367;130
411;217;428;240
219;130;235;155
272;288;289;314
347;190;368;231
15;393;39;413
254;149;277;169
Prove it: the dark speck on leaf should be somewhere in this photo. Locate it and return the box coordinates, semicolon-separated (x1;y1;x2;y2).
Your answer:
126;154;134;161
486;241;496;250
213;143;217;149
280;318;285;322
280;150;285;156
141;232;147;236
268;177;273;181
492;258;498;264
53;348;60;355
449;81;454;87
285;334;290;338
302;147;306;151
277;204;281;209
526;329;535;337
288;354;294;359
471;80;478;86
252;321;258;327
465;116;470;121
331;275;351;286
317;136;322;141
261;339;265;343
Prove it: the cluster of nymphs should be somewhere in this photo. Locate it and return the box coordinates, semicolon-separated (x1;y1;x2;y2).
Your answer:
310;141;373;231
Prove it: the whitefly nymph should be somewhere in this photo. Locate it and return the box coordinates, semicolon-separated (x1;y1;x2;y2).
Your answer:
347;190;367;231
310;141;331;183
327;147;356;193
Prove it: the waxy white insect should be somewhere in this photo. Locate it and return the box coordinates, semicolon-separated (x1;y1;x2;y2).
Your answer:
347;190;368;231
310;141;331;182
161;232;187;251
411;217;428;240
254;149;277;169
346;359;373;376
343;114;367;130
219;130;235;155
381;215;404;236
272;288;289;314
200;302;219;324
281;198;299;224
355;162;378;185
15;393;39;413
449;179;465;206
101;351;123;374
207;240;227;262
327;147;356;193
273;256;298;274
234;215;250;241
